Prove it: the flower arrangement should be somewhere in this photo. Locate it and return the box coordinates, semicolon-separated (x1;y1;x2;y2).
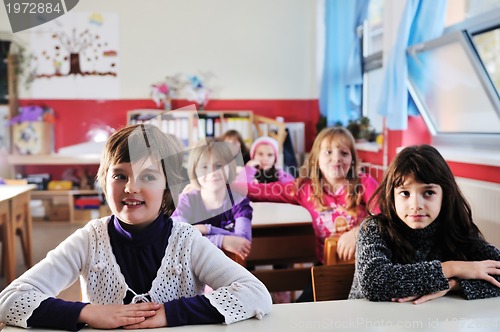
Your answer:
182;74;211;110
150;72;213;111
151;81;171;110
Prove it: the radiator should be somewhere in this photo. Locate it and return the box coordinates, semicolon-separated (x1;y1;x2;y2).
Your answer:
456;177;500;248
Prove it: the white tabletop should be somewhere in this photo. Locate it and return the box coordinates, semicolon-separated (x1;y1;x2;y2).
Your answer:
3;296;499;332
0;184;37;201
250;202;311;226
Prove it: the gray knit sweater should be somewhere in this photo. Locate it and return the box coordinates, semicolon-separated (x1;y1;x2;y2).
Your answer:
349;218;500;301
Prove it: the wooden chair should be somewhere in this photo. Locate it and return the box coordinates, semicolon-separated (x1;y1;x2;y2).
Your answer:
323;235;355;265
311;263;355;301
223;249;246;267
253;115;287;150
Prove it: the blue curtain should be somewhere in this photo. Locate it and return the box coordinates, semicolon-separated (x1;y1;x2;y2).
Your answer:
377;0;447;130
320;0;369;127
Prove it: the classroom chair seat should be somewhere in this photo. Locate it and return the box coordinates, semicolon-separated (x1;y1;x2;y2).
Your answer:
311;263;355;302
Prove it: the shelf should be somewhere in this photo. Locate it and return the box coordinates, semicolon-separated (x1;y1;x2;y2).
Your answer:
127;109;254;147
30;189;104;223
31;189;98;196
7;153;105;222
7;154;101;165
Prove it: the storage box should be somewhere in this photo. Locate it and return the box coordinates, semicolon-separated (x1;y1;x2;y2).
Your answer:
12;122;54;155
74;208;100;222
48;204;70;222
48;180;73;190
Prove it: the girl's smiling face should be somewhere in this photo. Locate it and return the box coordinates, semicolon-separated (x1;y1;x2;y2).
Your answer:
394;175;443;229
318;139;353;185
195;152;229;193
106;157;166;228
253;143;276;170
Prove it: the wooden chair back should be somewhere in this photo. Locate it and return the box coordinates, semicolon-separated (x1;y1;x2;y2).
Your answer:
253;115;287;149
323;235;355;265
311;263;355;301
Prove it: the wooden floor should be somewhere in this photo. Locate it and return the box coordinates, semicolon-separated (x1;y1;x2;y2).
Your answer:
0;221;84;301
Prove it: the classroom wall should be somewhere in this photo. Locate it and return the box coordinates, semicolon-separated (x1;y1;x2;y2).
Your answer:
1;0;321;150
2;0;320;99
2;0;499;184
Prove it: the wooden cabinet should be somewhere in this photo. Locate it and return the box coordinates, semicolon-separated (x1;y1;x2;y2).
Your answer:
127;109;254;147
30;189;105;223
6;154;109;223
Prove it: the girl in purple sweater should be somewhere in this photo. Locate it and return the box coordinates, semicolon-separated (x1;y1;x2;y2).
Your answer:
173;138;253;261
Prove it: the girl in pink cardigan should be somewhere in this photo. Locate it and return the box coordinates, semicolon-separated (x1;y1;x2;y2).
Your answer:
238;127;378;302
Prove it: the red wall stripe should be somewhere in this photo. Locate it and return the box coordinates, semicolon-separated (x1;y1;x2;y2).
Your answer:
19;99;320;151
15;99;500;184
447;161;500;184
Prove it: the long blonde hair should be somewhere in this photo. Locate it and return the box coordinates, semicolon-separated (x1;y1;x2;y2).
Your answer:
298;127;362;212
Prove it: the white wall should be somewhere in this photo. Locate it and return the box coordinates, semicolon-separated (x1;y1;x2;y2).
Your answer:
0;0;320;99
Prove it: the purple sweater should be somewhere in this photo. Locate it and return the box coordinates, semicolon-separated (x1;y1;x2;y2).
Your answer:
172;190;253;248
27;215;224;330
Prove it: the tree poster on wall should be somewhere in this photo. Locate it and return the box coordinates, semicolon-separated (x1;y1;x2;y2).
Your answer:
29;12;119;99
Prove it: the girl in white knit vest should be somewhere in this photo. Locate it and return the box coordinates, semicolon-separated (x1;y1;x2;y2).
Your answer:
0;124;272;330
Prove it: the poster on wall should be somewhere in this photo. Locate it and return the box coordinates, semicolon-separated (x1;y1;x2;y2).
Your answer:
29;12;119;99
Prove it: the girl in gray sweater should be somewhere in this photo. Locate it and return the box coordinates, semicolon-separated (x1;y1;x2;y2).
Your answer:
350;145;500;303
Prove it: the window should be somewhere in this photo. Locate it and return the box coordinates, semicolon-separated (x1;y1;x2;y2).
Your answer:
407;30;500;135
473;26;500;95
406;6;500;157
360;0;384;135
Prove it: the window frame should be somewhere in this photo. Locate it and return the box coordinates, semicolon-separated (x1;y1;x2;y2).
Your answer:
406;29;500;136
407;9;500;141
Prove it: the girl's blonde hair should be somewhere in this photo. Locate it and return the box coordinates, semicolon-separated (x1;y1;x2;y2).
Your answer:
96;124;184;216
187;137;237;189
298;127;362;212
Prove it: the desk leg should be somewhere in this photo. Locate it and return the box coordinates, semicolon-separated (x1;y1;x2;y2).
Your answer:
22;192;33;268
11;191;33;269
68;192;74;223
1;200;15;283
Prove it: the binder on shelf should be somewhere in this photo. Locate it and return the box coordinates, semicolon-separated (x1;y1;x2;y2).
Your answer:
127;110;254;148
214;118;221;137
205;117;215;137
180;118;189;146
